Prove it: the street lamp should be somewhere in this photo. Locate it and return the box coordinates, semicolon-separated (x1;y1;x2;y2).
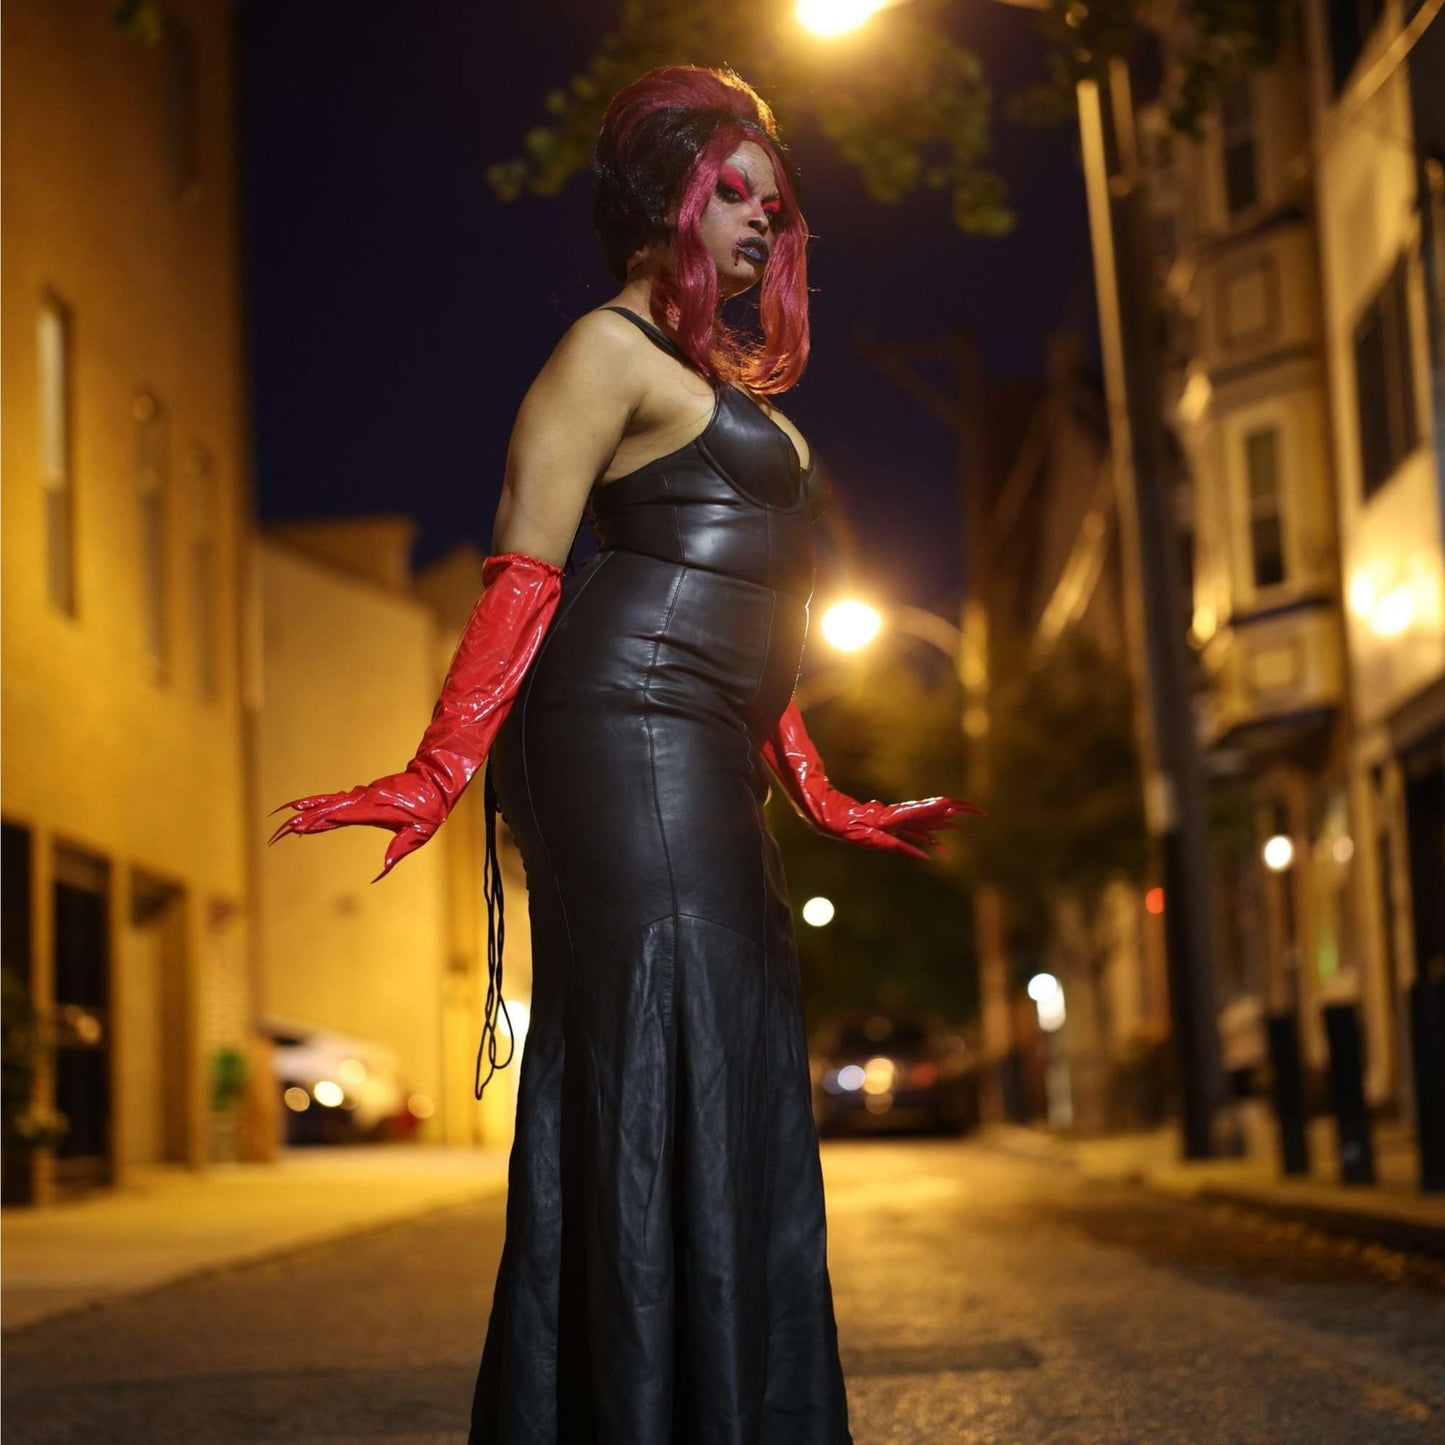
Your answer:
795;0;894;36
816;596;990;742
820;599;882;652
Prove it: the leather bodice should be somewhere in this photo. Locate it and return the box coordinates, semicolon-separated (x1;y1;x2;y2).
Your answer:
583;308;826;604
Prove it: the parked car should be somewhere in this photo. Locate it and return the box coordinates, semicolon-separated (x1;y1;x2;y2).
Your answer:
261;1020;412;1145
809;1010;978;1137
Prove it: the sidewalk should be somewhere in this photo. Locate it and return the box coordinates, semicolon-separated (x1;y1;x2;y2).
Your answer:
1;1143;511;1333
979;1116;1445;1259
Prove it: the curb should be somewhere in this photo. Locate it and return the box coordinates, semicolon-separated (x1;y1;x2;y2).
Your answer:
975;1127;1445;1261
1;1176;509;1337
1191;1183;1445;1263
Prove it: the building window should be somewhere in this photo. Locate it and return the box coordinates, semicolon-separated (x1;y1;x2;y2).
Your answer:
164;13;200;199
134;391;170;678
1245;427;1286;589
1327;0;1385;96
1220;79;1258;216
1354;256;1420;499
38;294;77;617
188;445;220;701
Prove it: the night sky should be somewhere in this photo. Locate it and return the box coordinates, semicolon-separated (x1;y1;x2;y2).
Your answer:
239;1;1093;619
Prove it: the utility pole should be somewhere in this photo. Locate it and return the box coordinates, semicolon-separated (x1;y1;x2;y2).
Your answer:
1076;63;1226;1158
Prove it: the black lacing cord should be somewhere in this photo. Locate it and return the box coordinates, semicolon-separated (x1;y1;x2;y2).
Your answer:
475;538;579;1100
475;766;516;1099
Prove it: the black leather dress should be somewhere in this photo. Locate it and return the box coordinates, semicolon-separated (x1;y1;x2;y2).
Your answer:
468;308;852;1445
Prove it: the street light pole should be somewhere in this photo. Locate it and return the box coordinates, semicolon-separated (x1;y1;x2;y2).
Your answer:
1075;65;1225;1158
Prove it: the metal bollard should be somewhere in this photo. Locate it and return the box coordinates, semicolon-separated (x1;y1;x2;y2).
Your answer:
1323;1003;1375;1186
1266;1012;1310;1176
1411;976;1445;1194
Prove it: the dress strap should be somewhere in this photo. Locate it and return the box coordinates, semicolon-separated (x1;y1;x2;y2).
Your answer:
600;306;691;365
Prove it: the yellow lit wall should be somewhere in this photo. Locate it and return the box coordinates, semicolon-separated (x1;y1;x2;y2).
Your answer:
2;0;248;885
1307;34;1445;725
257;530;452;1140
2;0;255;1184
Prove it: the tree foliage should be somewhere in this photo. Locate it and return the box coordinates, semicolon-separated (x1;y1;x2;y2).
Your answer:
1015;0;1290;136
771;628;1144;1027
495;0;1284;235
978;627;1146;941
490;0;1008;233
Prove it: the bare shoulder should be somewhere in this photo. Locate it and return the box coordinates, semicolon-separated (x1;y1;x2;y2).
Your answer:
518;309;649;420
549;308;653;377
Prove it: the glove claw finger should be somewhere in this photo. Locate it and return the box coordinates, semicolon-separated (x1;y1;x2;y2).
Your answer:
270;795;326;817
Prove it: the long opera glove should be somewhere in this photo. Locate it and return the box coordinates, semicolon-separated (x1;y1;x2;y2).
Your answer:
759;697;985;860
267;551;564;883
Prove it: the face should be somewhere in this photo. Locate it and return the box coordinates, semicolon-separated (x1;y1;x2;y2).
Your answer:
694;139;784;299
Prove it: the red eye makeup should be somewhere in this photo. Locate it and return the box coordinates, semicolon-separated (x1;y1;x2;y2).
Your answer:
719;162;782;221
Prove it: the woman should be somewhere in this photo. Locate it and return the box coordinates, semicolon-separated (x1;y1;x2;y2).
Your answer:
270;64;979;1445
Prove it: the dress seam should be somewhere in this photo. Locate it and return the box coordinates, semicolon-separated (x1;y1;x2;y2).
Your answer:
642;567;687;1043
518;549;616;999
672;911;766;948
509;549;613;1430
757;786;774;1407
747;588;778;709
658;459;687;565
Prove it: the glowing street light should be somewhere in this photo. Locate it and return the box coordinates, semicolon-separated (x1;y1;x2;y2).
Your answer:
1027;972;1066;1033
802;896;836;927
795;0;892;37
1262;834;1294;872
820;599;882;651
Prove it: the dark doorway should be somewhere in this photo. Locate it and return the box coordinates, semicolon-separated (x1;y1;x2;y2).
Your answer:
3;822;36;1203
1404;731;1445;986
52;843;112;1193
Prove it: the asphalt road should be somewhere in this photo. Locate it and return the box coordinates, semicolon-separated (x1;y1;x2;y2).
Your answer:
5;1140;1444;1443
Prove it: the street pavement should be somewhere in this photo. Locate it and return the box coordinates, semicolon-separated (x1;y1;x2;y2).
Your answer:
4;1139;1444;1443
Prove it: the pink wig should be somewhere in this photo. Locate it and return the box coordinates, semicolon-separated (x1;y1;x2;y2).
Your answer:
593;66;810;394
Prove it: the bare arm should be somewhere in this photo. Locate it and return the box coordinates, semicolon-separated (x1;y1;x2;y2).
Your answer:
490;311;644;565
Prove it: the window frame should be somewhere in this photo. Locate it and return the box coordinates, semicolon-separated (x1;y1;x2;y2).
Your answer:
38;291;78;618
1353;253;1421;501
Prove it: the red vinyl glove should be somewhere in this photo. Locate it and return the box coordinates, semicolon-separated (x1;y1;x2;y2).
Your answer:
760;697;985;860
267;551;564;882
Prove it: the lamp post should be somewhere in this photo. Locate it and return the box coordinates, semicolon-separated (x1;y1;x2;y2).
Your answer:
795;0;1226;1156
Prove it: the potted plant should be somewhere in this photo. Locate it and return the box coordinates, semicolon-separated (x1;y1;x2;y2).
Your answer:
208;1046;249;1164
2;967;69;1205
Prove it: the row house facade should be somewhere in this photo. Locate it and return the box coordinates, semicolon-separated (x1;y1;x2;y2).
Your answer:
2;5;528;1205
1301;0;1445;1105
1;0;263;1200
1142;0;1444;1120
